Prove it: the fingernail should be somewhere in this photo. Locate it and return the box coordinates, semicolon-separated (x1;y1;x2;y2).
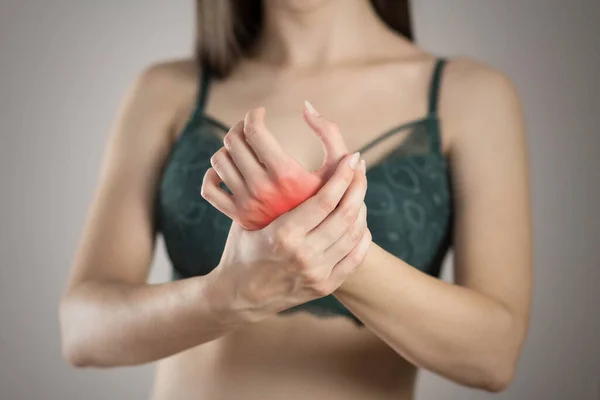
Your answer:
349;152;360;169
359;159;366;173
304;100;320;116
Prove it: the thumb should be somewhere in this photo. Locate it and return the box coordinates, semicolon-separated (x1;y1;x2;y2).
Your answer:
302;100;350;177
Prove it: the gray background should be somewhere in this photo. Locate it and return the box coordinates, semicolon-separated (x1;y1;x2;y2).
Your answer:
1;0;599;399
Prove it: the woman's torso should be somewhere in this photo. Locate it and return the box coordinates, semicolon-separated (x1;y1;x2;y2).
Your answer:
152;314;417;400
152;53;452;399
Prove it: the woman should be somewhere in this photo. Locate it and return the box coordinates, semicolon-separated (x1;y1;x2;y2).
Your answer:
59;0;533;399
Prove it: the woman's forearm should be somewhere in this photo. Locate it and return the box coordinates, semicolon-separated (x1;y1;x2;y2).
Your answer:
59;273;246;368
334;244;526;392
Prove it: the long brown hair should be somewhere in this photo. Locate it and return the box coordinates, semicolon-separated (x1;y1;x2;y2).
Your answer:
196;0;413;78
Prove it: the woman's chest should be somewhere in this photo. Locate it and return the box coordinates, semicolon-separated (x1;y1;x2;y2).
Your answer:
201;65;432;170
157;117;452;279
158;61;453;279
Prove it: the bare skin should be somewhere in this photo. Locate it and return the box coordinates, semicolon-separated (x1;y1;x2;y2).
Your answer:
59;1;532;399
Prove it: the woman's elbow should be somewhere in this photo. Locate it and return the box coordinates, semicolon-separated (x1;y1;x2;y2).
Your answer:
478;314;525;392
61;336;93;368
59;296;97;368
448;351;517;393
478;360;517;393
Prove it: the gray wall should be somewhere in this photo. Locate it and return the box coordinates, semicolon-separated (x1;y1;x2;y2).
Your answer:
1;1;598;399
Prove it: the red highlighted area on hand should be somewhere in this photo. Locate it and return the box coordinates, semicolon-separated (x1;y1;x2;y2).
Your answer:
234;168;322;230
201;104;350;230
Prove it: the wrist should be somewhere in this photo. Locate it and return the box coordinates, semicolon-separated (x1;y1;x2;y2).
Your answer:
335;271;361;298
335;244;376;297
202;266;262;326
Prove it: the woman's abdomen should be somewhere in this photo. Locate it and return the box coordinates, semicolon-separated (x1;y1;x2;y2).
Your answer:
151;312;417;400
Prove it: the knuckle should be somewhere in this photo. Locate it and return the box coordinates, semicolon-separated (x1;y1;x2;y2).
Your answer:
342;169;354;184
243;124;260;140
247;184;262;199
275;167;304;193
324;121;339;134
210;150;225;169
302;269;321;286
360;203;367;218
351;225;363;245
223;132;235;147
352;233;371;263
349;251;364;266
317;194;337;215
275;225;298;251
276;178;295;195
200;186;210;201
264;228;280;252
274;169;295;187
248;180;272;200
340;204;359;225
312;281;334;297
352;213;367;240
294;248;314;270
200;180;212;200
238;199;255;215
200;171;211;194
209;155;220;169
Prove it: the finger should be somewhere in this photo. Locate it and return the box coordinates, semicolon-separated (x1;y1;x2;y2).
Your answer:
223;121;269;187
243;107;290;174
210;147;246;195
322;203;367;265
329;228;372;284
320;203;368;265
303;162;368;253
278;152;360;234
303;101;349;178
200;167;237;220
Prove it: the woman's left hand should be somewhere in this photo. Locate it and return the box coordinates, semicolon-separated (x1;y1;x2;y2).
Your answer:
202;104;352;230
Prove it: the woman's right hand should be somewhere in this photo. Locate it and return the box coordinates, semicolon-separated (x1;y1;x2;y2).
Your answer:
205;152;372;323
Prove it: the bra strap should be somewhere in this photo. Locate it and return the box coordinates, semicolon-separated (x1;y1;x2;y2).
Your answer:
428;58;447;117
197;63;212;112
176;63;214;139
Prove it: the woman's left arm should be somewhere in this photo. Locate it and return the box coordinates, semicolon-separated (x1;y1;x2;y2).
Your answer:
334;61;533;392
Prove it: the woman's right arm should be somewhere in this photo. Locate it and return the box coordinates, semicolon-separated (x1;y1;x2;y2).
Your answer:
59;62;249;368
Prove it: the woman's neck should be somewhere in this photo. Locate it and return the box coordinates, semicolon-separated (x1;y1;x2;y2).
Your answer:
254;0;408;69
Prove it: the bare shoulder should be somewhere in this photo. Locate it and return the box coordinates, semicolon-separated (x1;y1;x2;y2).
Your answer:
440;57;524;149
135;58;198;95
442;57;519;103
123;58;200;138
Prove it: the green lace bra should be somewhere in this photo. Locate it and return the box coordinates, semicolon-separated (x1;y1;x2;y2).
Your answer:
156;59;453;325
